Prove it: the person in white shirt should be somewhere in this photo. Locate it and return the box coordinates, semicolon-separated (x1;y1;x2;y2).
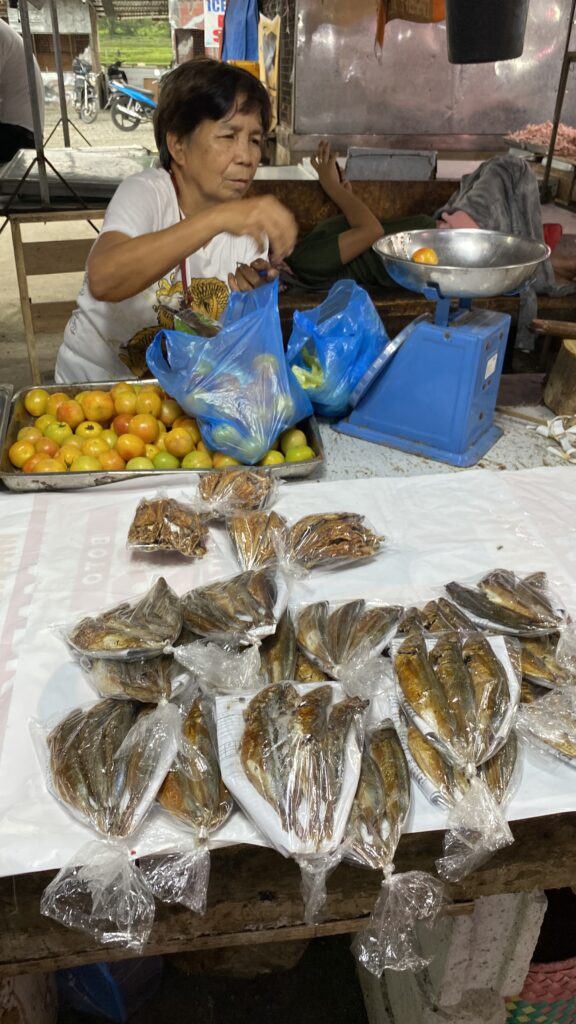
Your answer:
55;58;297;383
0;19;45;163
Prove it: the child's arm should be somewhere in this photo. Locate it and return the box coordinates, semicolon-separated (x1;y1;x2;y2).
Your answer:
311;141;384;264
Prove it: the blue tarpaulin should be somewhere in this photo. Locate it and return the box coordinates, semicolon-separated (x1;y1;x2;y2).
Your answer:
221;0;259;61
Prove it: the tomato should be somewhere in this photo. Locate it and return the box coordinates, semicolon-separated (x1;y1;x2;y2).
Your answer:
70;455;102;472
116;433;146;461
284;444;315;462
114;390;138;416
259;450;285;465
159;399;183;427
44;421;73;446
82;437;110;458
135;391;162;418
22;453;46;473
34;437;60;457
129;414;159;444
75;420;103;439
23;388;49;417
411;247;439;265
125;456;155;470
153;451;180;469
109;382;135;400
173;416;201;443
181;450;212;469
112;414;133;436
59;443;84;467
100;429;118;449
280;428;307;454
81;391;115;423
98;449;126;471
17;426;42;443
57;400;84;430
35;457;66;473
164;428;194;458
35;414;56;434
9;440;35;468
46;392;70;418
212;453;240;468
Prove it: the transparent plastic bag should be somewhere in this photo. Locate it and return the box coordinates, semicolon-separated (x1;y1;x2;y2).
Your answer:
217;682;367;921
41;840;156;951
173;640;262;695
444;567;567;637
396;597;476;638
81;653;189;702
196;467;279;519
180;566;288;645
352;868;447;976
287;280;388;419
226;509;287;570
140;694;234;914
516;689;576;767
294;600;402;681
63;577;183;660
127;497;209;559
283;512;385;573
436;775;513;881
146;280;313;465
259;610;298;687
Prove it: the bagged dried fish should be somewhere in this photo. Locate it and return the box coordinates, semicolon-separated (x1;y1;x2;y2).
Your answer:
259;610;297;686
516;690;576;766
127;497;209;558
39;696;181;949
65;578;183;659
140;694;234;914
397;599;475;637
227;510;287;570
197;467;278;517
82;653;188;702
392;632;520;880
217;682;367;922
346;720;446;976
286;512;384;571
446;569;564;637
294;650;330;683
295;600;402;681
180;566;287;645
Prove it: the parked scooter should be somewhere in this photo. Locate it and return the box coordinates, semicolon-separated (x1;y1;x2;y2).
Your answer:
109;79;157;131
72;56;98;124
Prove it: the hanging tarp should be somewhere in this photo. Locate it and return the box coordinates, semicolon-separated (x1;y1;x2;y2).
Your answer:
221;0;258;62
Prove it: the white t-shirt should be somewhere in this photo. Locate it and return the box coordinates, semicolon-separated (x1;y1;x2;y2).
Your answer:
0;20;45;133
56;167;264;383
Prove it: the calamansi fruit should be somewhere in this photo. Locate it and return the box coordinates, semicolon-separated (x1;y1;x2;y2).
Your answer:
284;445;316;463
411;247;439;265
259;450;285;465
280;428;307;454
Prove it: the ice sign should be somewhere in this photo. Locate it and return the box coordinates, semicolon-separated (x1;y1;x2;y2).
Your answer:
206;0;226;10
204;0;227;47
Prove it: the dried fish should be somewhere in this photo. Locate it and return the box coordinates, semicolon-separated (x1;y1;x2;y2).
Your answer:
259;610;297;686
521;633;571;689
67;578;183;658
429;633;476;763
288;512;383;570
180;567;279;643
520;680;548;704
227;510;287;570
397;600;473;637
480;732;518;805
518;692;576;763
462;636;509;763
347;723;410;869
285;686;333;843
447;570;561;634
85;654;178;701
394;634;455;747
127;498;209;558
198;468;275;514
296;600;402;674
294;651;330;683
240;683;300;819
158;697;233;834
406;723;468;807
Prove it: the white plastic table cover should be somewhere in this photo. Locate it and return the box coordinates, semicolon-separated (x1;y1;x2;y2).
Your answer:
0;465;575;877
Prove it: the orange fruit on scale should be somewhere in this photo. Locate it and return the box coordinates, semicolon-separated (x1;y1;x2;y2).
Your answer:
411;247;439;265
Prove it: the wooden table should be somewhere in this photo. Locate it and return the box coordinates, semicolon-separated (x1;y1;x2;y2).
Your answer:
2;812;575;978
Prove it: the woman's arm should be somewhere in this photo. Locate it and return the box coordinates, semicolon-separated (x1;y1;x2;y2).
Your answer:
311;141;384;264
88;195;297;303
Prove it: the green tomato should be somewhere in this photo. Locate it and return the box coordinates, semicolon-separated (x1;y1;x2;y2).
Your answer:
284;445;315;463
125;456;155;470
44;421;73;446
153;451;180;470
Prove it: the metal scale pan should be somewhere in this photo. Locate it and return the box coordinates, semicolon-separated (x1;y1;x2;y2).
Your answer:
336;229;550;468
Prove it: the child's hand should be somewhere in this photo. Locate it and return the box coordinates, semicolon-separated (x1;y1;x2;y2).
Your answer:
311;140;346;193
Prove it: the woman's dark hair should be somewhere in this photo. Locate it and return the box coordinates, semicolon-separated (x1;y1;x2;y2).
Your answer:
154;58;271;169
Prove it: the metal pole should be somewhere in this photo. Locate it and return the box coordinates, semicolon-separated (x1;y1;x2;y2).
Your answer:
541;0;576;202
18;0;50;205
48;0;70;148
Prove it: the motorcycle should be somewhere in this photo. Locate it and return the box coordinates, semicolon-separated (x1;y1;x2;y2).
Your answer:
109;80;157;132
72;56;98;124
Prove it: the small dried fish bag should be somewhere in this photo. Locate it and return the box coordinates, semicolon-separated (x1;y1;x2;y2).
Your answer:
392;632;521;881
345;718;446;976
81;653;189;703
127;496;209;559
294;599;402;686
445;568;567;637
64;577;183;660
284;512;385;572
139;692;234;914
196;467;279;518
516;689;576;767
180;566;288;646
226;510;288;571
217;682;367;922
37;696;182;949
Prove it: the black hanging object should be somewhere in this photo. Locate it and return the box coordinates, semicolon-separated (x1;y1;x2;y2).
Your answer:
446;0;530;64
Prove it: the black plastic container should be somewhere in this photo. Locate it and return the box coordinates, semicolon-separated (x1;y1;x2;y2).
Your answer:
446;0;530;64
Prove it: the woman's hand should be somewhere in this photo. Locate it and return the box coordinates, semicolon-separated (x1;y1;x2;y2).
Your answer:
311;140;348;195
228;258;278;292
220;195;298;264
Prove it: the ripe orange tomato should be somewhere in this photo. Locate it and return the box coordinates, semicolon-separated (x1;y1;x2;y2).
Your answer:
81;390;115;423
98;449;126;471
113;390;138;416
411;247;439;265
46;392;70;418
213;453;240;468
135;391;162;418
129;413;159;444
34;457;66;473
159;399;183;427
116;433;146;461
9;440;36;468
57;400;85;430
112;414;133;436
23;388;49;417
164;428;194;458
34;437;60;457
82;437;110;458
17;426;42;443
22;453;47;473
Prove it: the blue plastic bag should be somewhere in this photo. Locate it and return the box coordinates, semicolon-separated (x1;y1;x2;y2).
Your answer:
56;958;163;1023
146;280;313;465
287;280;389;418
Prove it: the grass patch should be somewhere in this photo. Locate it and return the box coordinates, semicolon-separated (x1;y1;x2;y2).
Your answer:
98;18;173;67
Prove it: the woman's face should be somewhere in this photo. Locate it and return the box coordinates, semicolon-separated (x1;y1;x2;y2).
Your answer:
170;103;263;208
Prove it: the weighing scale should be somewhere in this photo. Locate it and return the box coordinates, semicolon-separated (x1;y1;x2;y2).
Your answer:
335;229;550;467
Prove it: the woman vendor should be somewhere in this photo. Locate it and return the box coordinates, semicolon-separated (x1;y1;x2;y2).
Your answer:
55;59;297;384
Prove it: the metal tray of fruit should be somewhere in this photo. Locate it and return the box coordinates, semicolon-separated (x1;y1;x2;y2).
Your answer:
0;380;325;493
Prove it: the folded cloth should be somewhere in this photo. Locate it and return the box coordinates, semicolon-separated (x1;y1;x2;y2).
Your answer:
435;156;576;351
